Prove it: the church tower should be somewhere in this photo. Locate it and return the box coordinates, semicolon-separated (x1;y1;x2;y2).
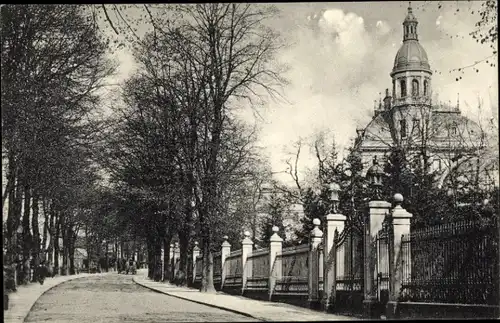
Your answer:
390;3;432;142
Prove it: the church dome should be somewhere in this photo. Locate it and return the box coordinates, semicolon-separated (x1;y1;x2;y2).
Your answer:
392;40;431;75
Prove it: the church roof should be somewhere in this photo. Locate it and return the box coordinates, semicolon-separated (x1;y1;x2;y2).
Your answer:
357;107;483;151
391;3;431;75
392;40;431;74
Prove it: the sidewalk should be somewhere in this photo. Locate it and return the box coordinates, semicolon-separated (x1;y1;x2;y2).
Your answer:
133;274;354;321
4;272;108;323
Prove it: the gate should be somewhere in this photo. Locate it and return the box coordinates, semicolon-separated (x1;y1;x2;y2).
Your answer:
374;213;392;316
332;221;365;316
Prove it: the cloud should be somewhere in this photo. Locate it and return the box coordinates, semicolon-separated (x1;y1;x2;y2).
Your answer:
261;8;396;184
435;15;442;26
375;20;391;36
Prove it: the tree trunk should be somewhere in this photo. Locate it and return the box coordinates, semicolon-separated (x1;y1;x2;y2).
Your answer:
105;240;109;272
6;186;15;264
153;239;162;281
61;219;69;276
200;226;215;293
68;228;76;275
21;185;31;284
114;238;119;271
47;204;55;268
85;224;92;272
162;236;172;282
147;241;154;279
6;151;18;267
31;192;41;281
41;198;49;263
178;228;190;286
54;214;60;275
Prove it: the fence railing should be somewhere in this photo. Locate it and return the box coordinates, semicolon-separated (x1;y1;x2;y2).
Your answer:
223;250;243;287
184;204;499;319
244;248;270;290
399;218;499;305
335;228;364;292
213;251;222;286
271;244;309;294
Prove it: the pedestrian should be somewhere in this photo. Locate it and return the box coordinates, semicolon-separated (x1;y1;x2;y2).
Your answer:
37;261;48;285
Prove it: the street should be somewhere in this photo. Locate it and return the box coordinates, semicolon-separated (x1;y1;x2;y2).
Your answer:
24;274;258;322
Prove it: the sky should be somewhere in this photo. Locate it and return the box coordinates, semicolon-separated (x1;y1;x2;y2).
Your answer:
104;1;498;186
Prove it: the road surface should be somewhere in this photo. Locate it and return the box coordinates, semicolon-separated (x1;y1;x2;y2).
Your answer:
25;273;258;322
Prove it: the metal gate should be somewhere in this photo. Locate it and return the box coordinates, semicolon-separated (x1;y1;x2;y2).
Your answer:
332;221;365;316
374;214;393;316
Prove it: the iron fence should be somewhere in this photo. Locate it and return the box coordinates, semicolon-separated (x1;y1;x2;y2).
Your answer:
333;223;365;316
335;227;364;292
223;250;243;287
400;217;499;305
213;251;222;286
245;248;270;290
271;244;309;294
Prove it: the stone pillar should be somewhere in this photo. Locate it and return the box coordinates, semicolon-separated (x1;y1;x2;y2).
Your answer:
169;244;174;261
174;242;180;261
173;242;180;278
308;218;323;309
221;236;231;288
241;231;253;294
322;213;346;311
269;226;283;300
363;199;392;318
192;242;200;284
386;194;412;319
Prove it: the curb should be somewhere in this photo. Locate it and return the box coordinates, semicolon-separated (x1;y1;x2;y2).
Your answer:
5;273;108;323
132;276;265;321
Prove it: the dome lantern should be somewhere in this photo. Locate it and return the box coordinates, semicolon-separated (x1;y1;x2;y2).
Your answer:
403;2;418;41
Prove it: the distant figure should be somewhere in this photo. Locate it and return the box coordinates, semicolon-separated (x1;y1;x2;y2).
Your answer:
127;259;136;275
37;261;49;285
174;270;186;286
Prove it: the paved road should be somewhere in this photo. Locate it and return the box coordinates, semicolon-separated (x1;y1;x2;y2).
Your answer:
25;273;258;322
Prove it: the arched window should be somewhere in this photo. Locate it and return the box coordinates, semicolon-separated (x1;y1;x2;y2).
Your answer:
423;80;428;96
412;79;419;97
400;79;407;97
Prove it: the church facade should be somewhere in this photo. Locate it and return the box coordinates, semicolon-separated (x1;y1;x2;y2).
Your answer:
353;5;498;191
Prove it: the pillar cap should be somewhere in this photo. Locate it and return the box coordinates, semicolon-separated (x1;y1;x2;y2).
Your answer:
368;200;392;208
270;226;283;243
393;205;413;219
310;218;323;238
326;213;346;221
242;231;253;245
394;193;404;204
222;235;231;248
392;193;412;219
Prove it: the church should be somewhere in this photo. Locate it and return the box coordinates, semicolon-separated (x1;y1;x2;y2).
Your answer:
353;4;498;191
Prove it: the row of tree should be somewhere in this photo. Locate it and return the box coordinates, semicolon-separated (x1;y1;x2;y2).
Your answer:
99;4;286;292
1;5;122;285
